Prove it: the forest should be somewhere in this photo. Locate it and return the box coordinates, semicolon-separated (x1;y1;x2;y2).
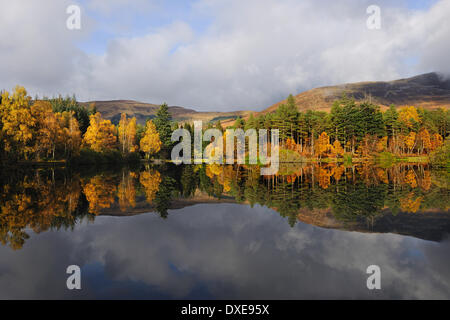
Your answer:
224;94;450;164
0;86;449;167
0;86;168;164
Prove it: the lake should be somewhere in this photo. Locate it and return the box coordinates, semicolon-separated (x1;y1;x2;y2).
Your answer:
0;163;449;299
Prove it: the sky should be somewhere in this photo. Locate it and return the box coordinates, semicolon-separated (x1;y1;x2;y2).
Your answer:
0;0;449;111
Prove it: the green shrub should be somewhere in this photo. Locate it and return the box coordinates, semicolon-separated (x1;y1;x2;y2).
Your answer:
102;149;124;164
343;154;353;166
125;151;142;164
279;149;305;163
430;138;450;169
73;148;102;165
72;148;125;165
377;151;395;167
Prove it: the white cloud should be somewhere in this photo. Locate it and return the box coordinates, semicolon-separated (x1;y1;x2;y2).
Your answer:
0;0;449;111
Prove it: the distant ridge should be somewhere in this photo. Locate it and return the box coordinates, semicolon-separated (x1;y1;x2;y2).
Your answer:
81;72;450;125
263;72;450;114
80;99;251;125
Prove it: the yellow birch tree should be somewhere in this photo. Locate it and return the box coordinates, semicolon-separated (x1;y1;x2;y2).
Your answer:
140;120;162;159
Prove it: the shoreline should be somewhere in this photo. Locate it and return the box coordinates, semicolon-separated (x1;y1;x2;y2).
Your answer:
5;155;431;167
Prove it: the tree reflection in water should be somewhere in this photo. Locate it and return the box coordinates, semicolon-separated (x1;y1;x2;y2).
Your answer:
0;162;449;249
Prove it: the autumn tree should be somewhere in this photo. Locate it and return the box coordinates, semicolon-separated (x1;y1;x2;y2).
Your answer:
376;136;388;153
0;170;84;249
399;106;420;131
140;120;162;159
358;135;380;157
0;86;35;159
48;95;91;134
404;131;417;154
400;192;423;213
331;140;345;157
83;112;117;152
285;138;297;151
0;89;83;160
61;111;82;158
430;133;443;151
118;171;137;211
118;113;138;154
139;170;162;203
31;103;82;160
30;101;72;160
417;128;431;154
318;166;332;189
82;175;117;214
316;132;331;159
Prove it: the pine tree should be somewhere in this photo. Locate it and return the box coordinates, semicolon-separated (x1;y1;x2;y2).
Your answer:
383;105;400;153
153;103;173;152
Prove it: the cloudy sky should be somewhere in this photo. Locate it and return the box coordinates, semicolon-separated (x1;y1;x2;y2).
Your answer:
0;0;449;111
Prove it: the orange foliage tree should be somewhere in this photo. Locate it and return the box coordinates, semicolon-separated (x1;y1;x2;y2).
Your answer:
82;176;117;214
118;171;137;211
118;113;138;154
399;106;420;129
430;133;443;151
31;101;66;159
139;170;162;203
83;112;117;152
316;132;331;159
0;86;35;159
140;120;162;159
331;140;345;158
60;111;82;157
417;128;431;154
404;131;417;154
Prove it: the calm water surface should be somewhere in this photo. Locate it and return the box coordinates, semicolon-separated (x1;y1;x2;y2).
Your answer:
0;163;449;299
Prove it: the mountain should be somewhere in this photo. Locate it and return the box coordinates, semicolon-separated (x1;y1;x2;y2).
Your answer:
80;73;450;125
80;99;251;125
263;72;450;114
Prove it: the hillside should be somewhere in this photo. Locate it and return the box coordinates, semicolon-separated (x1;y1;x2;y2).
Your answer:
263;72;450;114
80;99;250;125
80;73;450;125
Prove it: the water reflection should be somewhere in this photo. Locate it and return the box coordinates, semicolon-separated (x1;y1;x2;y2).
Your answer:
1;163;450;298
1;163;449;250
0;204;450;299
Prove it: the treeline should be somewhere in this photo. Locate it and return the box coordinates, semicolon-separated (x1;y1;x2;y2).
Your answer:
226;94;449;159
2;86;449;165
0;86;171;164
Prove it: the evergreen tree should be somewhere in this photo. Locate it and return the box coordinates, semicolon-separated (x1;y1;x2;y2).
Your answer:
153;103;173;153
244;113;258;131
215;120;224;132
232;117;245;129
